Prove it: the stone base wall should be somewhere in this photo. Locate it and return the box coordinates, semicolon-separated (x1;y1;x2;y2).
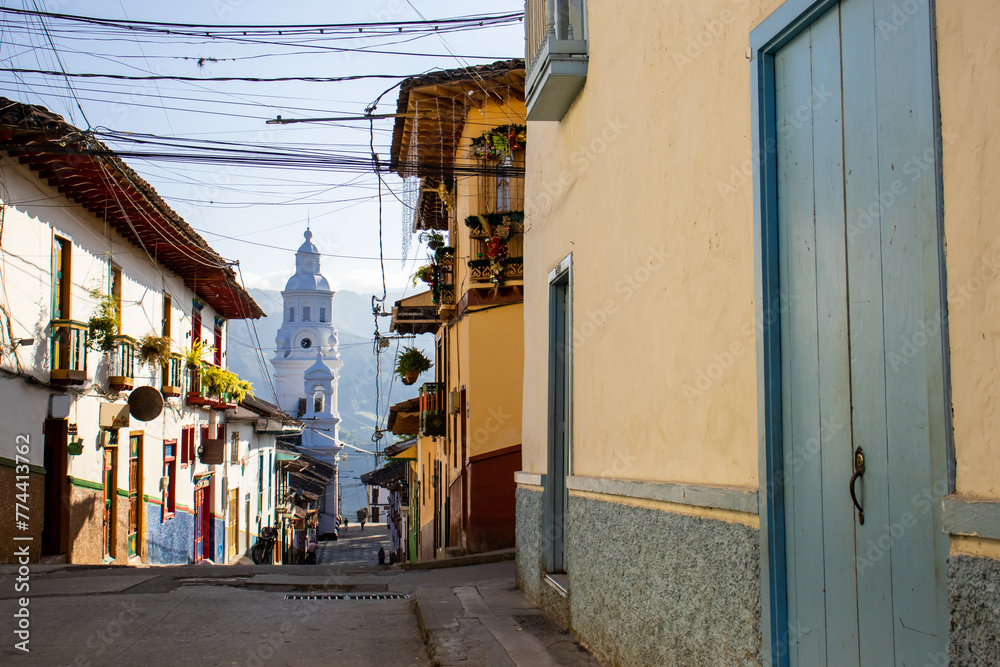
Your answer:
0;466;44;563
949;554;1000;665
515;487;572;626
146;504;195;564
67;485;104;564
516;487;761;666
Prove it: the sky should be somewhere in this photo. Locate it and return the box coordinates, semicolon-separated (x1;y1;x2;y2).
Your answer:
0;0;525;298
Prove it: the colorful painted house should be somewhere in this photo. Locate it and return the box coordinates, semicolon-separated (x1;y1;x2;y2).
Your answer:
516;0;1000;665
388;61;527;561
0;98;266;566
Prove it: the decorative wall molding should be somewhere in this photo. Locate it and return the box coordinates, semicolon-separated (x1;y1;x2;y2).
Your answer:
943;496;1000;541
566;475;759;515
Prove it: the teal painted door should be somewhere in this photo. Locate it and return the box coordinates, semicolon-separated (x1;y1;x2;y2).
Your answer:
774;1;949;664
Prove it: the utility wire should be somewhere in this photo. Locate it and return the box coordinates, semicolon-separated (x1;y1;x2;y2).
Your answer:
0;67;408;83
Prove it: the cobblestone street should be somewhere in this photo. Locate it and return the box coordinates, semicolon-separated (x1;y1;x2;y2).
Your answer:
315;523;390;567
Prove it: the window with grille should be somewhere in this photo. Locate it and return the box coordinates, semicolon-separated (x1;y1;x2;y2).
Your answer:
181;425;195;467
230;431;239;463
320;307;327;323
163;439;176;520
303;306;311;321
289;307;295;322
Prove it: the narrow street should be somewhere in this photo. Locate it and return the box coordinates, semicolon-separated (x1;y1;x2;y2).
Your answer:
1;525;599;666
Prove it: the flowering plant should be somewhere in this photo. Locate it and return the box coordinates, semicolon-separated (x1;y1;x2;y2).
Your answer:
471;124;526;160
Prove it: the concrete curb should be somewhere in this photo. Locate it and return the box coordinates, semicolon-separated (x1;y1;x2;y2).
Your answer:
401;548;516;571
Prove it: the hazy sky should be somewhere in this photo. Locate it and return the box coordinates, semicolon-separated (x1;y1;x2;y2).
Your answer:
0;0;524;297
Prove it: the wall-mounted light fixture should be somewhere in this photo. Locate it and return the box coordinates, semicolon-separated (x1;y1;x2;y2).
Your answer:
13;338;34;348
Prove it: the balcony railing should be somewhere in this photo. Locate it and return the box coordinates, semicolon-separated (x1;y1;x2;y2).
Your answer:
186;364;236;409
525;0;589;121
434;246;456;307
50;319;88;384
419;382;446;437
108;335;136;391
162;353;183;398
468;225;525;288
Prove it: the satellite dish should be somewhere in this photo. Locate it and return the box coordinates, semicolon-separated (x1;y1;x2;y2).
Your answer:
128;386;164;422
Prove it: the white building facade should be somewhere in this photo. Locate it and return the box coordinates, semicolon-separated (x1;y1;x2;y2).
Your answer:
0;98;266;565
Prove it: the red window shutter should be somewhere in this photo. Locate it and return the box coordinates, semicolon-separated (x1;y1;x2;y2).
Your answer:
217;423;226;441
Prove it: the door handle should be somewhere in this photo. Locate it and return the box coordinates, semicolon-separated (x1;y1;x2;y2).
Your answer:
849;446;865;525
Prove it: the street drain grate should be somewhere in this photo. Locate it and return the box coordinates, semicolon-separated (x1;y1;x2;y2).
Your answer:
284;593;410;601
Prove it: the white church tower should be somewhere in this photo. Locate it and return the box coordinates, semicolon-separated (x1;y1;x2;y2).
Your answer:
271;228;344;535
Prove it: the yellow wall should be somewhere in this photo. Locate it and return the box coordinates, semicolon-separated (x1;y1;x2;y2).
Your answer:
465;304;524;458
935;0;1000;502
523;0;783;488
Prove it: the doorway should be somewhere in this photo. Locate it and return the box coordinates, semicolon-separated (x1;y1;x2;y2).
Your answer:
41;418;69;556
102;441;117;560
544;256;571;573
126;433;143;559
752;0;950;663
194;481;211;563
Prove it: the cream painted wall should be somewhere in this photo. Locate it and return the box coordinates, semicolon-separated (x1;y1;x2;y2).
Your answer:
935;0;1000;501
523;0;783;487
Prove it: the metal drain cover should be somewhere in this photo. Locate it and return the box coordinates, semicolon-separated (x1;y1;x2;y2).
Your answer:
284;593;410;600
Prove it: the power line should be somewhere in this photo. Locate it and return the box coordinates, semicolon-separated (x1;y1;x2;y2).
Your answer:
0;7;522;34
0;67;408;83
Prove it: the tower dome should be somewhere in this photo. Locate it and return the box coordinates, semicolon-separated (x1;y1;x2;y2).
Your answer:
285;229;330;291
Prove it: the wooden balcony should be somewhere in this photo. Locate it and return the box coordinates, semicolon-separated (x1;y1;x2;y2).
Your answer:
49;319;87;385
161;353;183;398
108;335;136;391
419;382;446;437
186;364;237;409
525;0;589;121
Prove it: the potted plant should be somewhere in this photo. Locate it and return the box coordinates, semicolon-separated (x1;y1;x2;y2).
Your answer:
412;264;435;286
201;365;254;403
419;230;445;250
182;339;211;370
395;347;432;385
137;333;172;370
85;287;120;353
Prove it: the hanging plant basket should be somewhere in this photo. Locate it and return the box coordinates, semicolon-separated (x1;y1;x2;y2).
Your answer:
395;346;432;385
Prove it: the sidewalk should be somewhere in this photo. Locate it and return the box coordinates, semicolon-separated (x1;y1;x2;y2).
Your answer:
404;562;602;666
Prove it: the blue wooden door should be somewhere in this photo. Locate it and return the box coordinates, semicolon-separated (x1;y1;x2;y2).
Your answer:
773;0;949;664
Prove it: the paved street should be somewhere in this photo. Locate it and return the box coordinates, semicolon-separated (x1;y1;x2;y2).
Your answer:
0;524;598;666
315;522;390;567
